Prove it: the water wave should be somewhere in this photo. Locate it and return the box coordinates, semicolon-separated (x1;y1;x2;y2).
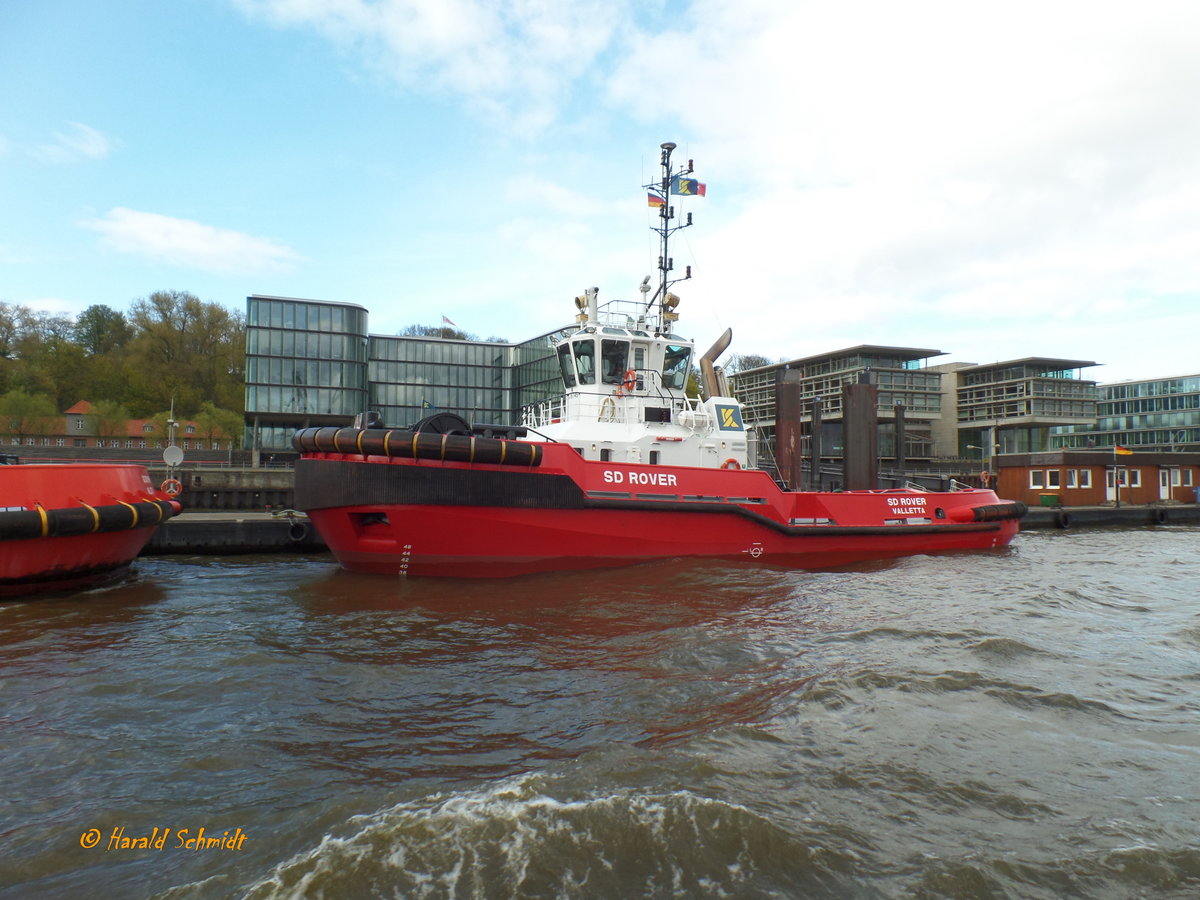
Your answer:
236;774;873;900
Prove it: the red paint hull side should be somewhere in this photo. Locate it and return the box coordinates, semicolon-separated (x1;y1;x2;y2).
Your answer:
309;504;1018;578
297;449;1022;578
0;464;178;598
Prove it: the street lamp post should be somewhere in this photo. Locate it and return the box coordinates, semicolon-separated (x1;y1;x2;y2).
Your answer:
967;444;988;488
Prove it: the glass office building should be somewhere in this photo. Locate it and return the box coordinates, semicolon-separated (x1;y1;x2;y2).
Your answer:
244;294;568;450
1054;373;1200;452
244;295;369;450
368;328;566;430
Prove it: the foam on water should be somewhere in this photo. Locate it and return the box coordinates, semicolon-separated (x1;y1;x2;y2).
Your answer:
237;773;867;900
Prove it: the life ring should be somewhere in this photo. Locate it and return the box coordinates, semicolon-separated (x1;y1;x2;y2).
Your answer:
622;369;637;392
721;458;741;470
161;478;182;497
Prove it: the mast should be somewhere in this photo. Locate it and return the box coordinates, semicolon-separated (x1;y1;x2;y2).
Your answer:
644;141;697;327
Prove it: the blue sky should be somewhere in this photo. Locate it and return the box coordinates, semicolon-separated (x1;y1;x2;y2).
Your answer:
4;0;1200;383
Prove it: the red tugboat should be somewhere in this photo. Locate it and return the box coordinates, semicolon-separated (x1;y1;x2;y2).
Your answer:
293;143;1025;578
0;462;181;598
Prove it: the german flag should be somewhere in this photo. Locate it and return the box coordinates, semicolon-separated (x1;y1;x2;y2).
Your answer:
647;192;665;208
1114;444;1133;455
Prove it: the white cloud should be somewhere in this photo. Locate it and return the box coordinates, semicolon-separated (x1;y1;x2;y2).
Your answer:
226;0;1200;381
35;122;116;163
232;0;627;130
596;0;1200;381
80;208;303;275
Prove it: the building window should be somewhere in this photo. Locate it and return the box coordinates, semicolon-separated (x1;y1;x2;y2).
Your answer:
75;418;85;430
1029;470;1045;489
74;438;86;448
56;438;65;446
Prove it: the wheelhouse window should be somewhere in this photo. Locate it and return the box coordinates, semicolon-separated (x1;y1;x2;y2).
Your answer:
662;344;691;390
572;339;596;385
1029;470;1045;489
556;343;576;387
1046;469;1061;489
600;340;630;385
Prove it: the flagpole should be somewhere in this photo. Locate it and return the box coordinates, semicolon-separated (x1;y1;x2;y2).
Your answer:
1113;443;1121;509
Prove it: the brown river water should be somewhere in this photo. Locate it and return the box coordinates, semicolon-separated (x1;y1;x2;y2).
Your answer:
1;526;1198;899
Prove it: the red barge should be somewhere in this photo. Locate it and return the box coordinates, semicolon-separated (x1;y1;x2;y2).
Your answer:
0;463;181;598
293;142;1025;578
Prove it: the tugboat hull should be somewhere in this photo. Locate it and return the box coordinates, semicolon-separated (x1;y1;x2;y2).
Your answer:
0;464;181;598
295;446;1023;579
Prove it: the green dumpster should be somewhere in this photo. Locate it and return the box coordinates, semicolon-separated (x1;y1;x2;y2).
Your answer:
1039;493;1058;507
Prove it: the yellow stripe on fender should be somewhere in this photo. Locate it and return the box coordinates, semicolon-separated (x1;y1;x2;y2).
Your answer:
78;501;100;533
36;504;48;537
117;500;139;528
142;498;165;524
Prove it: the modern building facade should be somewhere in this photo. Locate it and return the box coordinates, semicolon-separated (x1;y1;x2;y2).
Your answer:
367;329;566;431
1054;373;1200;453
731;345;948;464
730;349;1103;483
950;357;1099;469
244;295;370;451
244;294;568;450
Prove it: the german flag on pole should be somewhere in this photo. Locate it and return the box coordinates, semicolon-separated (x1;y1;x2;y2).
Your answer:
647;192;665;208
1114;444;1133;455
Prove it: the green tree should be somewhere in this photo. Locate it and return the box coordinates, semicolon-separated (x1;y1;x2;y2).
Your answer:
126;290;245;415
727;353;774;373
399;323;478;341
89;399;132;440
0;303;22;359
74;305;133;356
192;401;243;449
0;389;57;439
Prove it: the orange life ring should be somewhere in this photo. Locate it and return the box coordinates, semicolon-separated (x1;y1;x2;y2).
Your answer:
721;458;741;470
161;478;182;496
622;368;637;392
